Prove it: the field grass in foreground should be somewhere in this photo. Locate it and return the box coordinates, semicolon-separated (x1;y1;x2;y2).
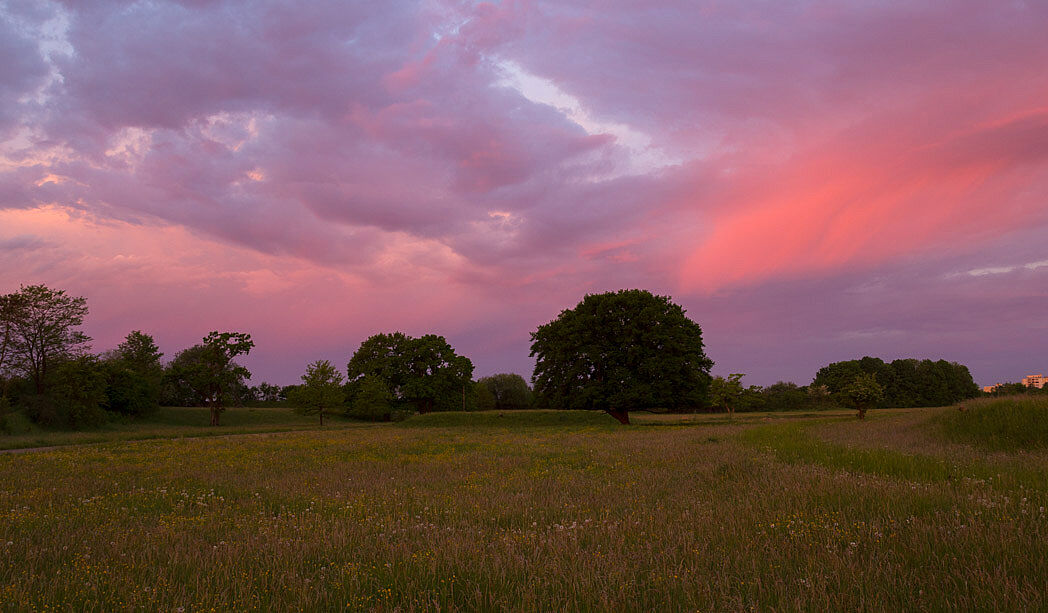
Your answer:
0;406;366;451
934;395;1048;451
0;408;1045;610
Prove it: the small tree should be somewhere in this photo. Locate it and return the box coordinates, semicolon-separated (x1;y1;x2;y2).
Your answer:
288;360;345;426
839;373;884;420
709;373;745;417
165;332;254;425
200;332;253;426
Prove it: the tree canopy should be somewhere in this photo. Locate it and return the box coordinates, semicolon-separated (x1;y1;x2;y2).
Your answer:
288;360;344;425
477;373;533;411
164;332;254;425
709;374;745;416
3;285;91;395
347;332;474;413
838;373;885;420
530;289;713;424
102;331;164;416
813;356;978;408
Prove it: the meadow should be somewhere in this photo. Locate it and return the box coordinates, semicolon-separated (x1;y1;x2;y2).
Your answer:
0;407;369;452
1;402;1046;611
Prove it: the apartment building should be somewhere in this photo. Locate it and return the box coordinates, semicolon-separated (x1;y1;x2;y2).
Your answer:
1021;374;1047;389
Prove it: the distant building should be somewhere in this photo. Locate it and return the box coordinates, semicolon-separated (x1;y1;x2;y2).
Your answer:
1022;374;1047;389
982;385;998;393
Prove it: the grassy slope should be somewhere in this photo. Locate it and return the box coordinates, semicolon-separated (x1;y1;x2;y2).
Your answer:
934;395;1048;451
0;407;1045;610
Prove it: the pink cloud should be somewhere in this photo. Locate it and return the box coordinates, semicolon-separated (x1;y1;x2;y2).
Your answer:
2;0;1047;386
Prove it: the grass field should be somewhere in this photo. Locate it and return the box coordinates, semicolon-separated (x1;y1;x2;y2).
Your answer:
0;406;369;451
1;404;1046;610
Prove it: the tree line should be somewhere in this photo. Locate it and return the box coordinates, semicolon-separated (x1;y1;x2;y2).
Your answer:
1;284;984;430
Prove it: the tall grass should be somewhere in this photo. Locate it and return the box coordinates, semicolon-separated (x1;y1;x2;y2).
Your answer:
398;409;618;429
935;395;1048;451
0;415;1045;610
0;406;366;451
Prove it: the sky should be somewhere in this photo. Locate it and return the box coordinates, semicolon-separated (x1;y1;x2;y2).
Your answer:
1;0;1046;388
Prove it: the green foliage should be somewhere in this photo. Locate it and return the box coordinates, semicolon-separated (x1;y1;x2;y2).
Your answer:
102;331;164;416
347;332;474;413
163;332;253;425
249;382;289;406
986;382;1047;397
0;395;9;433
477;373;532;410
24;355;108;429
530;289;713;420
288;360;345;425
2;284;91;395
813;356;978;408
762;381;810;411
709;373;745;414
473;380;496;411
347;374;393;421
936;396;1048;450
837;373;885;419
0;292;26;388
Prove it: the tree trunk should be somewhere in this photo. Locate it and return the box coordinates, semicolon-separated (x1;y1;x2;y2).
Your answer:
607;408;631;425
319;409;324;426
210;405;221;426
857;408;867;420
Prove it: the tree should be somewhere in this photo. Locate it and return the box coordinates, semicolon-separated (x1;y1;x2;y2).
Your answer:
164;332;254;425
347;332;474;414
814;356;978;408
5;285;91;395
709;373;745;416
473;380;496;411
24;355;107;429
102;331;164;416
477;373;532;410
288;360;345;426
0;292;26;401
812;359;866;396
348;374;394;421
762;381;809;412
255;382;285;404
530;289;713;425
838;373;884;420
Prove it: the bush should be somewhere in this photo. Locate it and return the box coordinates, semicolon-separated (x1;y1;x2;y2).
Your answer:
24;356;108;429
347;375;394;421
103;362;161;417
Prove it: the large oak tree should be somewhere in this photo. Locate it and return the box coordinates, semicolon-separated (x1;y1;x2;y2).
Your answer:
530;289;713;424
347;332;473;414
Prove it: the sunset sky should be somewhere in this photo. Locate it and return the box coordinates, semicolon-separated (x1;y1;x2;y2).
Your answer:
2;0;1046;388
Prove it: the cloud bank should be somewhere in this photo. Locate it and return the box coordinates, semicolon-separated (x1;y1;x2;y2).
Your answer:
2;0;1046;386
